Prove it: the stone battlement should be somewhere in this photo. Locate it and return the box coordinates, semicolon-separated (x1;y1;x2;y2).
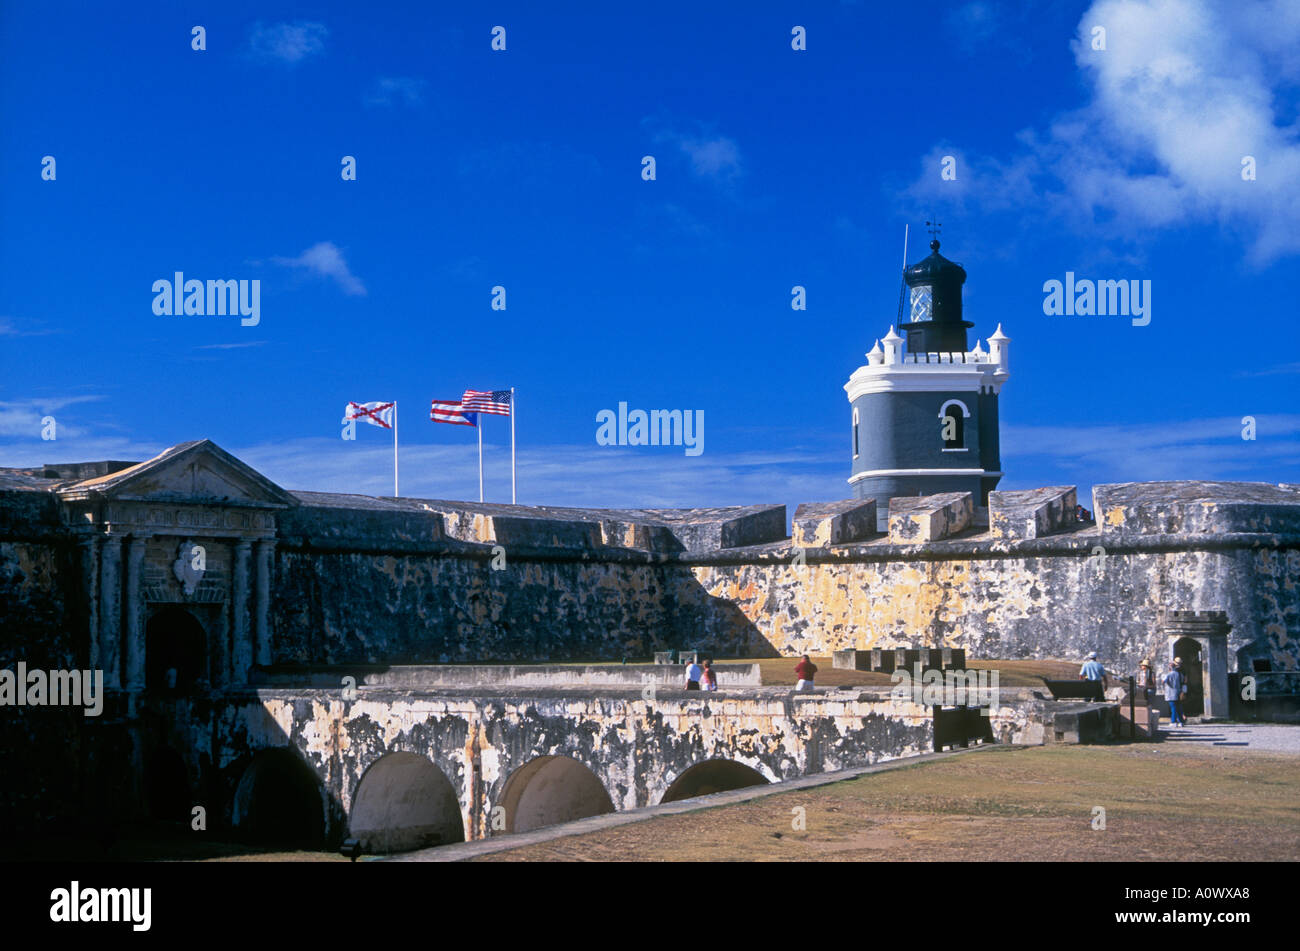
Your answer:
1;441;1298;689
5;449;1300;559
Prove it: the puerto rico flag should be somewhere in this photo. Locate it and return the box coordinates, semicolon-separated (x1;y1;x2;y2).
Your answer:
342;401;395;430
430;399;477;427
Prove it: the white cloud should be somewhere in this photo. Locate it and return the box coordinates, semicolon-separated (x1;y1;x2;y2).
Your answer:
0;396;104;438
645;118;743;181
235;438;844;510
247;21;327;64
909;0;1300;265
194;341;266;351
365;77;427;108
271;242;366;296
1002;413;1300;489
0;316;56;337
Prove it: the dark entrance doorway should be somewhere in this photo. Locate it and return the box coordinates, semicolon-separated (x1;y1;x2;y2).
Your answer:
145;747;191;824
146;606;206;692
232;750;327;850
1172;637;1204;717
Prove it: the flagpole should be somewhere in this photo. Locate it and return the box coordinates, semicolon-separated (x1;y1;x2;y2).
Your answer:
510;387;516;504
477;416;484;503
393;401;399;497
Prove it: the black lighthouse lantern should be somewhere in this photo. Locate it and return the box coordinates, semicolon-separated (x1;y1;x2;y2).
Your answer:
902;237;972;354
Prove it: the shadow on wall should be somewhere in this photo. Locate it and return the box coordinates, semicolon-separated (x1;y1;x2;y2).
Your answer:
271;550;786;663
670;577;784;659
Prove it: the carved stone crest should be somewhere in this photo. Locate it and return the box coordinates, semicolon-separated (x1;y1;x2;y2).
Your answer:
173;539;206;597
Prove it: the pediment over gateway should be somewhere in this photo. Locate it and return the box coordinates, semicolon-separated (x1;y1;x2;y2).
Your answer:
58;439;297;508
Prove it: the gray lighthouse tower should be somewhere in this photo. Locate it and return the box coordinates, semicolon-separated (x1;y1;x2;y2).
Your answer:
844;236;1008;529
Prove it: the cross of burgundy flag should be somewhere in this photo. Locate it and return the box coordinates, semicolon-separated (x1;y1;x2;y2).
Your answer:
430;400;477;427
342;401;395;430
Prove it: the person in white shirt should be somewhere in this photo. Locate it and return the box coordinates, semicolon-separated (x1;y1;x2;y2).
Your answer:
684;659;703;690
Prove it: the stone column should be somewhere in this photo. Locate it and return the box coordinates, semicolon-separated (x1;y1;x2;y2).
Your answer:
78;536;101;670
231;539;252;684
99;535;122;689
123;535;148;691
253;538;276;667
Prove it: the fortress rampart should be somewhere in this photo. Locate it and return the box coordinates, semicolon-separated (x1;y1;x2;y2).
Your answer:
3;443;1297;684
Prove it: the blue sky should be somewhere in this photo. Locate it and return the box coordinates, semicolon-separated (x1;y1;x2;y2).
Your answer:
2;0;1298;510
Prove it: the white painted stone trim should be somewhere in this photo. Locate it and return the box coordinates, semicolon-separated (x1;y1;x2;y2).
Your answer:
938;399;971;419
847;467;1001;484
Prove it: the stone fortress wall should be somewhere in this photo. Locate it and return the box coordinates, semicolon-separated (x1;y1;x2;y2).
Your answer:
3;463;1299;684
2;446;1298;848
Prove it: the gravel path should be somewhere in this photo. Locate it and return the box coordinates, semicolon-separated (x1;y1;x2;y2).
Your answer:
1160;722;1300;753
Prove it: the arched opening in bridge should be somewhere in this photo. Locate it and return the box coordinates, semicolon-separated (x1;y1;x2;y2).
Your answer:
497;755;615;834
1172;637;1204;717
232;749;326;850
349;752;465;853
146;606;206;692
659;759;769;804
145;746;191;824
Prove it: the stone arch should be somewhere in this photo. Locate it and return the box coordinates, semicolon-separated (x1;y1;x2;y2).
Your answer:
659;759;770;804
146;605;207;692
349;752;465;853
497;755;615;834
231;748;326;850
1172;637;1204;716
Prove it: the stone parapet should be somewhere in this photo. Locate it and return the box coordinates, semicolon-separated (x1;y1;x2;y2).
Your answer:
793;499;877;548
888;492;973;543
989;486;1077;540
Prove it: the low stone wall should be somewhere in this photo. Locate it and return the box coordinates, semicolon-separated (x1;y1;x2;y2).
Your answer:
250;663;762;688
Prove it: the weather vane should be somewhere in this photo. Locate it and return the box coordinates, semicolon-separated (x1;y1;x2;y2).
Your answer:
926;217;942;241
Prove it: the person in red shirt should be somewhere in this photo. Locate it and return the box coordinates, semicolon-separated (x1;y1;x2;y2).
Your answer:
794;655;817;692
701;659;717;691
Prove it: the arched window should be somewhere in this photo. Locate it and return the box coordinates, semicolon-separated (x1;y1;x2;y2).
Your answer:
852;408;860;457
938;399;970;450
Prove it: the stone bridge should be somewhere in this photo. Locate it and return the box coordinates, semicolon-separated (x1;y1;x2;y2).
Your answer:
143;684;966;853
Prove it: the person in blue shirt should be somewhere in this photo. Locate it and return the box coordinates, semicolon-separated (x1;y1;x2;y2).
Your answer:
1079;652;1109;692
1163;658;1188;725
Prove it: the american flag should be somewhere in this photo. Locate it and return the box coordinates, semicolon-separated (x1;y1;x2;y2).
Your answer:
342;401;395;430
430;400;476;427
461;388;511;416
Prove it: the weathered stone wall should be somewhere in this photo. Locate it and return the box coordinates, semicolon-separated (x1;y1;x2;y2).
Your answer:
685;539;1300;678
272;547;686;664
152;688;935;845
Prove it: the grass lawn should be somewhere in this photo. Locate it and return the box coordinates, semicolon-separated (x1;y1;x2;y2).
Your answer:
472;741;1300;862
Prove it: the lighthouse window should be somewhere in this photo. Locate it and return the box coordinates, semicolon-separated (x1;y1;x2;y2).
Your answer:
939;400;969;450
852;408;860;457
909;285;933;322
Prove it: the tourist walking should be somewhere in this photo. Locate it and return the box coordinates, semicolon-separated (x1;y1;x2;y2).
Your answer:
1079;651;1109;692
1164;658;1188;726
794;655;817;693
701;659;717;691
684;657;703;691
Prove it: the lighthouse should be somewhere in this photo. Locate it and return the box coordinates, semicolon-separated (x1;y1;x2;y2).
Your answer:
844;234;1008;529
